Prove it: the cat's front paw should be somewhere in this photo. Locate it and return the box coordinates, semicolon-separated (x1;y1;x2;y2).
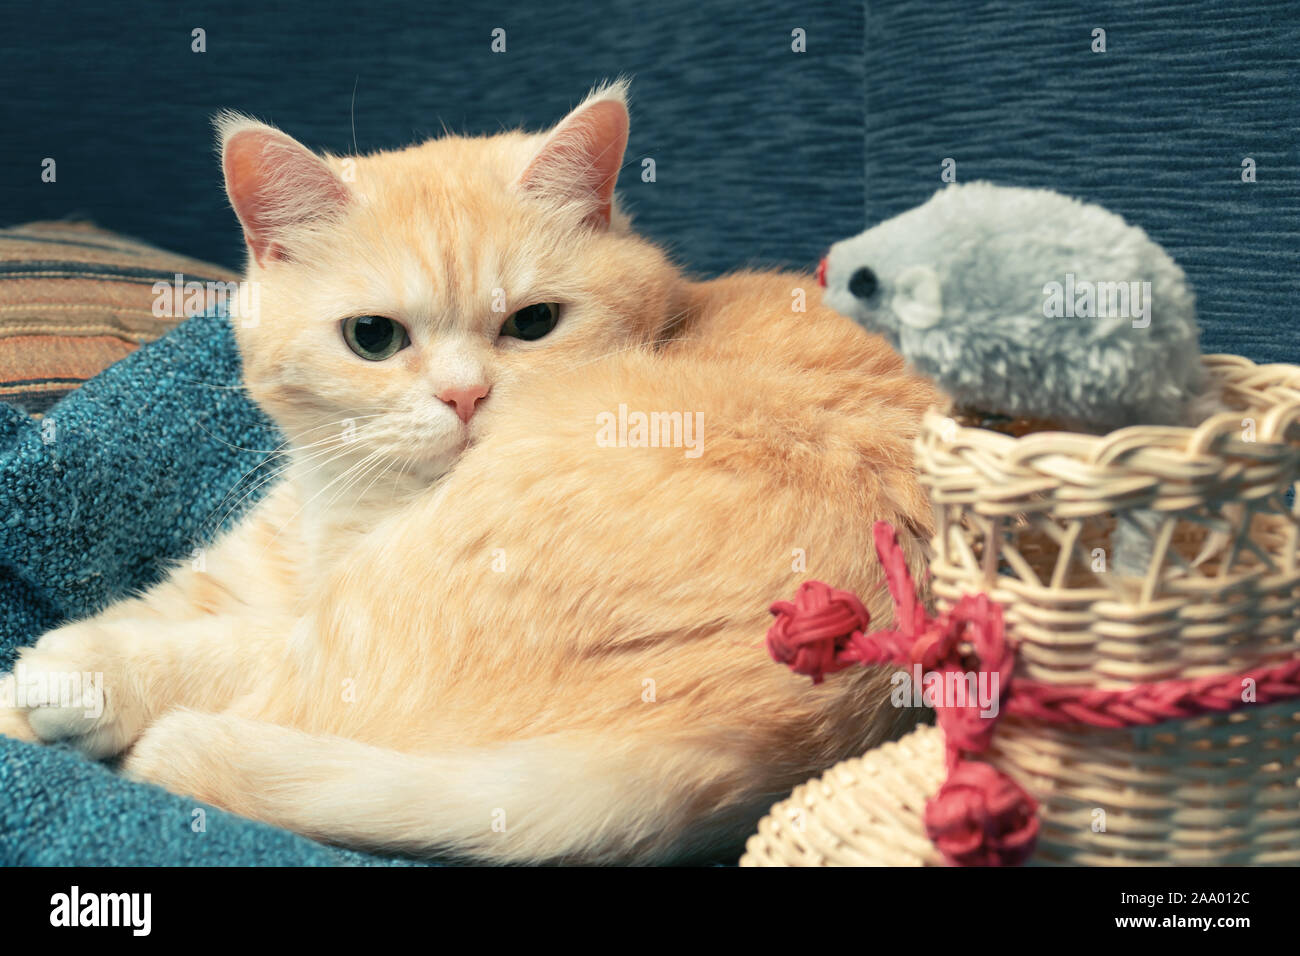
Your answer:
4;627;149;759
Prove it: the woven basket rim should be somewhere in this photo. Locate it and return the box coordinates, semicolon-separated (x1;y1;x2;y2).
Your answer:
921;352;1300;470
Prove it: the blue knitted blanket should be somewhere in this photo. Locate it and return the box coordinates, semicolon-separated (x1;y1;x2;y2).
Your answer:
0;311;423;865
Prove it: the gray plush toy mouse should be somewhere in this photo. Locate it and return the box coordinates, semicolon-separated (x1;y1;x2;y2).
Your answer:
820;182;1220;578
819;181;1208;433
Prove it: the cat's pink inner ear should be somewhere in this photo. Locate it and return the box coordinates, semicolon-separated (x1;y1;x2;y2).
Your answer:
222;126;350;265
518;98;629;228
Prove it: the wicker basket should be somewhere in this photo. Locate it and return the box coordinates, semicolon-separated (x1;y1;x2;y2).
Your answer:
743;354;1300;866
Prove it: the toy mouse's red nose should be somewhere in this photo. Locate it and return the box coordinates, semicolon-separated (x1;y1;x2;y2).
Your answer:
816;257;828;288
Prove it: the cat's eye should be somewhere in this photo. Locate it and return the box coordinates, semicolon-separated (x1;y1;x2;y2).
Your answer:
342;315;410;361
500;303;561;342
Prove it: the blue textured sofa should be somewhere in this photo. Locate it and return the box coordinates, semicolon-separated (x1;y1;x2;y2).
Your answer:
0;0;1296;865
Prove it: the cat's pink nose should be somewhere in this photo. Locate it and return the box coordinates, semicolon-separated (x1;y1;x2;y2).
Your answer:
438;384;490;423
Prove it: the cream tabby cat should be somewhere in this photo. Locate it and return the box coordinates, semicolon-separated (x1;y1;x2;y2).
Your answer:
0;82;938;863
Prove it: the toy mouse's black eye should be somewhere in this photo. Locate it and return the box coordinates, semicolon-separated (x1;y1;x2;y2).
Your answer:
848;267;878;301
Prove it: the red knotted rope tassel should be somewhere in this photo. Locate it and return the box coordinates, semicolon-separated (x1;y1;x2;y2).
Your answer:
923;760;1040;867
767;520;1039;866
765;581;870;684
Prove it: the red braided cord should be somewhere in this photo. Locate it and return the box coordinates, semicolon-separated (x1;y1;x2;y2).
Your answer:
1005;657;1300;727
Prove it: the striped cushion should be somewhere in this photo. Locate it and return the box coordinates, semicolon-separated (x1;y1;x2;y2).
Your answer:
0;221;238;415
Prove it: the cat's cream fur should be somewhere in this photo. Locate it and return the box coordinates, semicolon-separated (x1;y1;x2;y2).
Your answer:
0;82;938;863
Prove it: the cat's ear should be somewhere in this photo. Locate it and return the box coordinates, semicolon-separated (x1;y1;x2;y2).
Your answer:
517;82;630;229
217;113;351;266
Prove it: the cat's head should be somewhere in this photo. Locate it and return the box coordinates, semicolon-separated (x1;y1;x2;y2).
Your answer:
220;80;681;488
